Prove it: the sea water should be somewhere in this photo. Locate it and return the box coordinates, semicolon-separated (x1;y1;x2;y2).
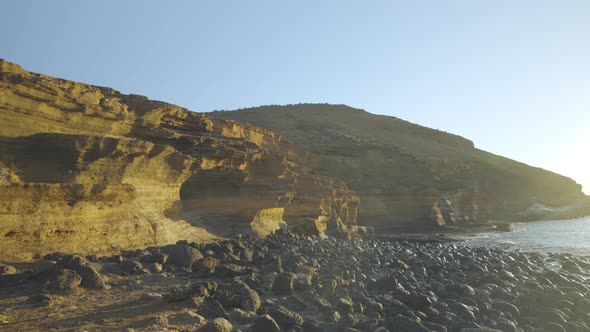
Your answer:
464;216;590;254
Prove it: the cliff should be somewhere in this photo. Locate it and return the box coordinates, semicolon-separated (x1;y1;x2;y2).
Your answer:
212;104;589;231
0;60;358;261
1;60;587;260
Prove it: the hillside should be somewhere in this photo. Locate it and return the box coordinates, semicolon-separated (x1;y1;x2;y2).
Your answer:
212;104;590;231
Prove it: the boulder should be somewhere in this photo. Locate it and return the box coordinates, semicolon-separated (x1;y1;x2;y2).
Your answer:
445;283;475;297
268;305;304;326
197;318;232;332
198;300;228;319
121;259;144;274
385;314;429;332
423;322;447;332
370;275;399;292
491;300;520;319
213;264;253;278
400;294;432;310
144;262;163;273
32;260;58;276
334;297;354;314
365;301;384;314
253;315;281;332
227;308;255;324
43;268;81;294
59;255;105;289
192;257;220;275
272;272;295;296
164;282;214;303
161;244;204;268
214;280;261;312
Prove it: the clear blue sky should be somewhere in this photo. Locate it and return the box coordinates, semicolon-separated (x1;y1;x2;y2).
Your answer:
2;1;589;193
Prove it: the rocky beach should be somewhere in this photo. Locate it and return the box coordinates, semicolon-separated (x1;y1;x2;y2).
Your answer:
1;58;590;332
1;230;589;332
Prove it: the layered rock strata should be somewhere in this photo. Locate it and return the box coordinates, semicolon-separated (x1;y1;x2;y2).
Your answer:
213;104;588;231
0;60;358;261
1;59;588;259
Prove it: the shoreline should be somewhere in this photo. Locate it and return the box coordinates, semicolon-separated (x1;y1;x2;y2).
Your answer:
377;217;590;256
1;231;589;331
372;221;517;244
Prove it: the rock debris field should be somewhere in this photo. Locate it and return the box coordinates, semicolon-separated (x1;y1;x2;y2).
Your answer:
1;231;589;332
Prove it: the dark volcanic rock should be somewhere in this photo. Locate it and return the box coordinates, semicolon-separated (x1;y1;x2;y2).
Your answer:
192;257;220;275
32;259;58;276
334;297;354;314
491;300;519;319
227;308;254;324
445;283;476;297
371;275;399;292
400;294;432;310
268;305;304;326
121;259;144;274
272;272;295;296
198;300;228;319
58;255;105;289
197;318;232;332
164;282;214;303
7;229;590;332
161;244;204;268
214;280;261;312
214;264;254;278
385;314;429;332
43;268;81;294
253;314;281;332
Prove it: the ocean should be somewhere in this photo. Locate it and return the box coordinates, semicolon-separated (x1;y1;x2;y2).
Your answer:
464;216;590;254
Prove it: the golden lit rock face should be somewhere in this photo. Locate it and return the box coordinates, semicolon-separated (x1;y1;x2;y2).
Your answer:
0;60;358;261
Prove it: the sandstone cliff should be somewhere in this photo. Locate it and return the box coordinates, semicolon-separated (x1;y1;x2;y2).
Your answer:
1;60;587;260
212;104;589;231
0;60;358;261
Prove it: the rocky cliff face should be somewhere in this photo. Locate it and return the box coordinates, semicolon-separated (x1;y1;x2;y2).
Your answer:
0;60;358;261
212;104;588;231
1;60;587;260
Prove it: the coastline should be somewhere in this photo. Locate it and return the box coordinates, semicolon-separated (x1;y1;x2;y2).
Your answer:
373;220;517;244
376;216;590;255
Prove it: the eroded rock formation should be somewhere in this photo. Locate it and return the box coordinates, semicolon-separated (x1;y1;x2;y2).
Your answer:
0;60;358;261
1;59;588;260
